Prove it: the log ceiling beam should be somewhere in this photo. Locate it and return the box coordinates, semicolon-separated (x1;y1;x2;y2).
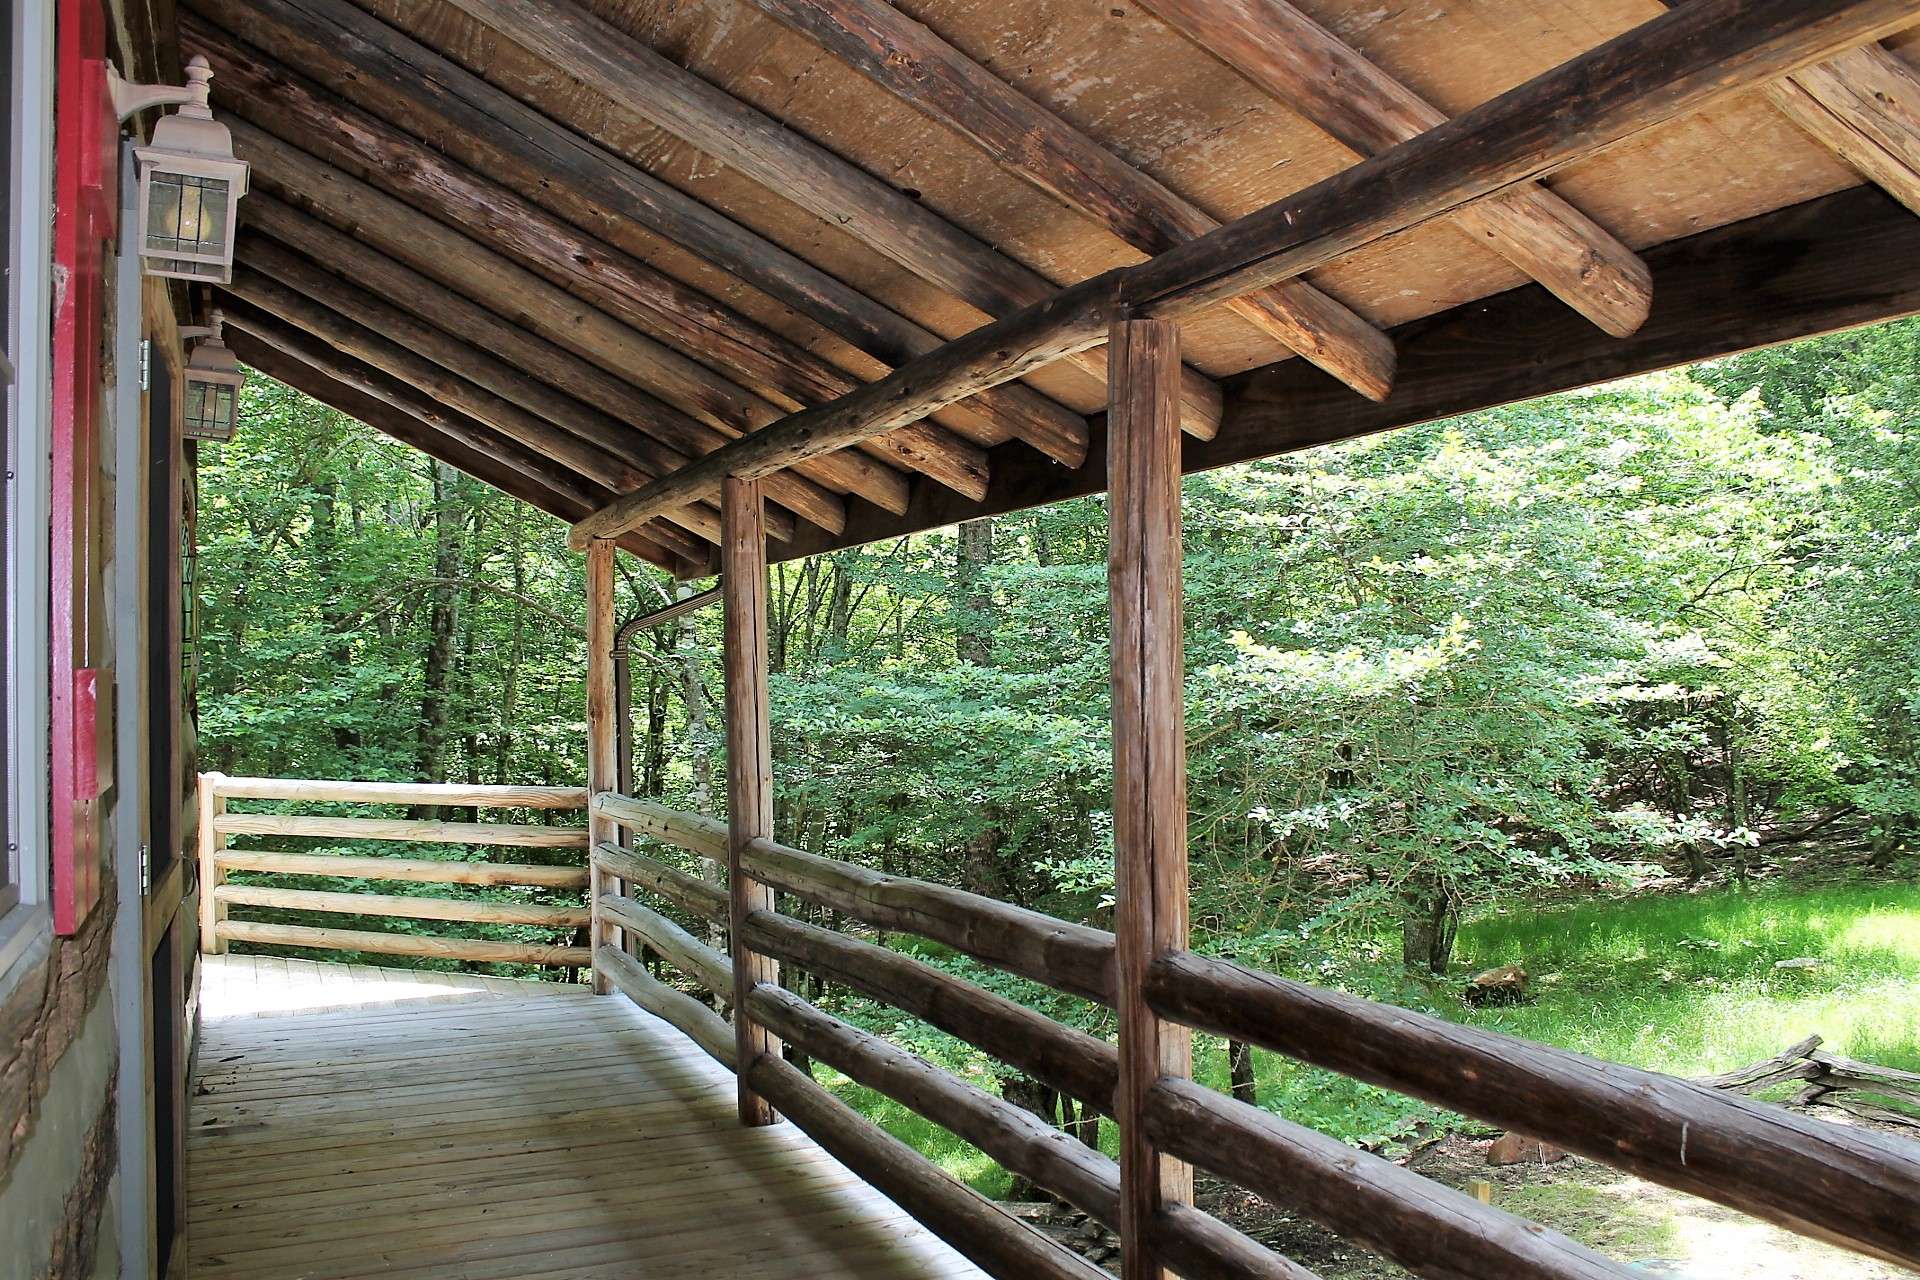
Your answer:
739;0;1396;404
240;192;845;538
1132;0;1653;338
219;120;892;524
768;184;1920;565
434;0;1226;442
229;238;801;546
188;17;992;509
223;319;703;573
222;265;735;549
1768;42;1920;213
568;0;1920;547
179;0;1091;471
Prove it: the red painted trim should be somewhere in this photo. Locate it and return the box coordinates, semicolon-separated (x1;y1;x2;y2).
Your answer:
50;0;117;934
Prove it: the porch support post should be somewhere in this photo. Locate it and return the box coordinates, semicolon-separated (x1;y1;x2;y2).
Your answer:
723;475;782;1124
1108;317;1193;1280
197;771;228;954
585;538;618;993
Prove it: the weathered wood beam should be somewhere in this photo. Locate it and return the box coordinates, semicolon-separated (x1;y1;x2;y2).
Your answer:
569;0;1920;547
234;237;801;543
224;319;698;571
742;1051;1108;1280
436;0;1225;440
768;183;1920;563
745;984;1311;1280
179;0;1090;468
1148;948;1920;1270
192;22;992;507
1134;0;1652;338
220;120;902;522
741;0;1394;402
242;193;847;538
211;848;589;888
1107;317;1191;1280
722;477;781;1125
216;920;589;968
1145;1079;1631;1280
1769;42;1920;214
586;538;619;995
224;265;731;549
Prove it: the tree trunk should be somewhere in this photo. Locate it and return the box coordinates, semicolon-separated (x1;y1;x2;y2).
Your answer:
1401;877;1458;975
415;459;466;815
955;516;994;667
1229;1039;1258;1105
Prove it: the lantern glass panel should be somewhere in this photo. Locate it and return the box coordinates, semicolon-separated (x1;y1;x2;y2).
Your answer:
144;170;232;279
184;379;236;440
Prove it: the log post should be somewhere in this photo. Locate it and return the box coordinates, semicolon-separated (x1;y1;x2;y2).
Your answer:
1108;317;1192;1280
585;538;618;994
197;771;229;954
723;475;781;1124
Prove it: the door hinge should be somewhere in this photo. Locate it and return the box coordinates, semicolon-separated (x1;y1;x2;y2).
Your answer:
138;843;151;895
138;339;150;391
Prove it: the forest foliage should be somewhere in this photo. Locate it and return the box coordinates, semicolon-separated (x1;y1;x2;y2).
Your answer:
197;319;1920;988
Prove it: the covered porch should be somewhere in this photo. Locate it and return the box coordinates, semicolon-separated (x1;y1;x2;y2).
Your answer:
150;0;1920;1276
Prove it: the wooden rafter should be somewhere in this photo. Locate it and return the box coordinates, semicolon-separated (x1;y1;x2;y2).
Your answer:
223;320;700;572
229;243;806;546
241;194;848;538
740;0;1396;406
1768;42;1920;213
569;0;1920;547
772;184;1920;564
1133;0;1653;338
189;26;997;511
221;120;904;521
222;269;730;548
180;0;1091;470
435;0;1226;441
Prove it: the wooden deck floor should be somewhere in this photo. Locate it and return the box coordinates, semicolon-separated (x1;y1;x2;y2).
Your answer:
188;956;987;1279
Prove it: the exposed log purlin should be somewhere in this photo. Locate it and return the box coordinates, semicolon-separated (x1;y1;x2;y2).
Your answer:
220;120;888;530
241;193;849;537
743;0;1395;406
224;326;690;571
223;266;739;550
232;238;763;544
1135;0;1652;339
188;25;977;515
1769;42;1920;215
180;0;1091;469
435;0;1224;442
569;0;1920;547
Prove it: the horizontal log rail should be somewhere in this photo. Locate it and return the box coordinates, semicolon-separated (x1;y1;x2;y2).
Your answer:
213;812;589;847
1146;1078;1628;1280
738;835;1116;1004
217;919;589;967
587;801;1920;1273
591;791;731;862
211;850;588;887
1146;949;1920;1269
199;772;591;971
211;883;589;927
208;775;589;807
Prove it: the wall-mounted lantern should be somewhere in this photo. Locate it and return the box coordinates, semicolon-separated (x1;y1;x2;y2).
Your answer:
111;55;249;283
181;311;245;441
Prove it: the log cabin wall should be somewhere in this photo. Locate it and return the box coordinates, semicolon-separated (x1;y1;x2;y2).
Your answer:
0;1;199;1277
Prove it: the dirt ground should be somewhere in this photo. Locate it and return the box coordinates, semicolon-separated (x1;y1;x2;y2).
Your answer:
1197;1121;1918;1280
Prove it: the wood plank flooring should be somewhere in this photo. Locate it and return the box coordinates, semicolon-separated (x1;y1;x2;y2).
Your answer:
188;957;987;1278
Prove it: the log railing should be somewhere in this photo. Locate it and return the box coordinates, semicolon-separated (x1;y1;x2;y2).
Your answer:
589;790;1920;1280
198;772;592;969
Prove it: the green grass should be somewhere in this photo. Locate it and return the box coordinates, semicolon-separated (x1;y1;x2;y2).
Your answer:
819;878;1920;1191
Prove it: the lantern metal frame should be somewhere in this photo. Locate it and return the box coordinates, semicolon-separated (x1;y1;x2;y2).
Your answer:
180;312;245;442
112;55;249;283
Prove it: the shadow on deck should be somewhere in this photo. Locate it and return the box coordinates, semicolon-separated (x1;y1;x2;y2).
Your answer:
187;956;986;1279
